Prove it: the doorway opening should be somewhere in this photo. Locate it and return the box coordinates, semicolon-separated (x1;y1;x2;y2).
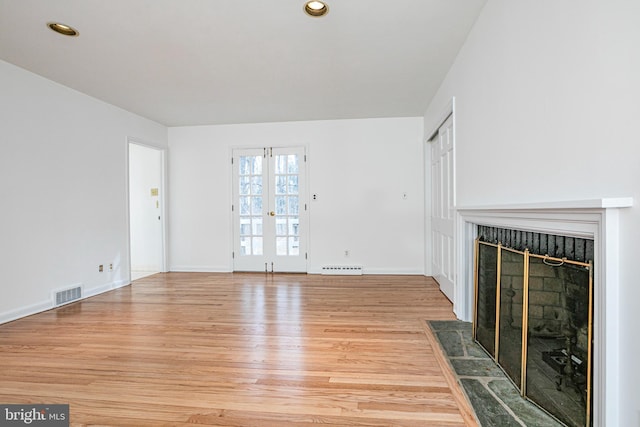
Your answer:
128;142;165;280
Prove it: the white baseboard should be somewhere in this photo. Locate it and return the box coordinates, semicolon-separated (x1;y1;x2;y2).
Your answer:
169;265;231;273
308;268;424;275
363;268;425;275
0;300;52;325
111;279;131;289
84;282;113;298
131;264;161;272
0;279;131;325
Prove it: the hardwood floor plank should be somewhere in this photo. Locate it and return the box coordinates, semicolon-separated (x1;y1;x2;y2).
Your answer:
0;273;476;426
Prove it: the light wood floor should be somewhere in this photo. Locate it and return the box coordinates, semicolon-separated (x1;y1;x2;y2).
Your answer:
0;273;477;426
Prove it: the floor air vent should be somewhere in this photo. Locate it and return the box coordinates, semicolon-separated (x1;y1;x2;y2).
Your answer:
55;286;82;306
321;266;363;275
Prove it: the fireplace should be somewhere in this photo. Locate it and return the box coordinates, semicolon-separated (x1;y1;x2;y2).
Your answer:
455;198;632;427
474;226;593;426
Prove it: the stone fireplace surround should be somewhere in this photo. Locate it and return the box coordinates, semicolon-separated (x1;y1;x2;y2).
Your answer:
455;198;632;427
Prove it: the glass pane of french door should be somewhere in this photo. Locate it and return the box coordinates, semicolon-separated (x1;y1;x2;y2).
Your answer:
238;152;263;256
233;147;307;272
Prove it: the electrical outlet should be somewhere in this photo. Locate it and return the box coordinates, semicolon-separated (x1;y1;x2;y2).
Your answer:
109;263;113;271
344;250;350;257
98;265;104;272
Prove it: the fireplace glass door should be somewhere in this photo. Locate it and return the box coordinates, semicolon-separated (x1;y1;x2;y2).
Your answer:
474;242;498;357
474;239;593;427
498;248;525;389
525;255;592;427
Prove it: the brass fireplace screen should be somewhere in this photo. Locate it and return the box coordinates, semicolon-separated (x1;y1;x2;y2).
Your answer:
473;239;593;427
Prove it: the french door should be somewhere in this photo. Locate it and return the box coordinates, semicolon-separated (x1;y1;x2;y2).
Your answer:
232;147;307;272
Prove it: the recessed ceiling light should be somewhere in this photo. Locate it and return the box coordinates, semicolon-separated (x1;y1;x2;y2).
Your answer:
47;22;79;37
304;1;329;17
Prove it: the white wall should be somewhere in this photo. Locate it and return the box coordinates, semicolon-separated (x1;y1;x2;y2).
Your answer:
423;0;640;425
168;118;425;274
0;60;167;323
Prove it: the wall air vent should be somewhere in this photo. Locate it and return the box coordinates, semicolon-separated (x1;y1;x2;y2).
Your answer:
321;266;363;275
55;286;82;306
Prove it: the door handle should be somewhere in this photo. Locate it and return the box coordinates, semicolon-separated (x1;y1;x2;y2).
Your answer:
269;211;275;216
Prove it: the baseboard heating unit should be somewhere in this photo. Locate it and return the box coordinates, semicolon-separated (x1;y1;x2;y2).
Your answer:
321;266;363;275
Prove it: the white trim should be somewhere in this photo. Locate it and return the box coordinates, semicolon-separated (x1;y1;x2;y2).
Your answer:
363;268;425;275
110;280;131;289
455;197;633;427
458;198;633;211
228;145;235;270
86;282;116;297
0;301;52;325
0;280;132;325
308;269;426;275
423;134;431;276
126;138;169;286
169;265;231;273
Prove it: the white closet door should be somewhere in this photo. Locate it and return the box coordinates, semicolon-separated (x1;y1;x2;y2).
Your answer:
431;115;455;300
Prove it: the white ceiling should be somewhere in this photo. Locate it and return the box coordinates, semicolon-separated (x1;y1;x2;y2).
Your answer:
0;0;486;127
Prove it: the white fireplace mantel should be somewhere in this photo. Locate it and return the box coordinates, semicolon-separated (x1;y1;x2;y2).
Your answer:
454;197;632;427
457;197;633;211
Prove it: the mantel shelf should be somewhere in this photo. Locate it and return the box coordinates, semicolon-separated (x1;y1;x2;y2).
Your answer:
457;197;633;212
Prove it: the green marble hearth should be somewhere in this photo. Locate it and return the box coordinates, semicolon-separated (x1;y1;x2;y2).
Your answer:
428;320;563;427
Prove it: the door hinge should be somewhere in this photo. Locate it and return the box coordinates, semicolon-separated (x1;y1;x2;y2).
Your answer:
231;204;234;211
305;203;307;211
232;251;235;259
270;147;273;157
231;157;234;164
304;154;307;162
263;147;267;158
305;252;308;260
